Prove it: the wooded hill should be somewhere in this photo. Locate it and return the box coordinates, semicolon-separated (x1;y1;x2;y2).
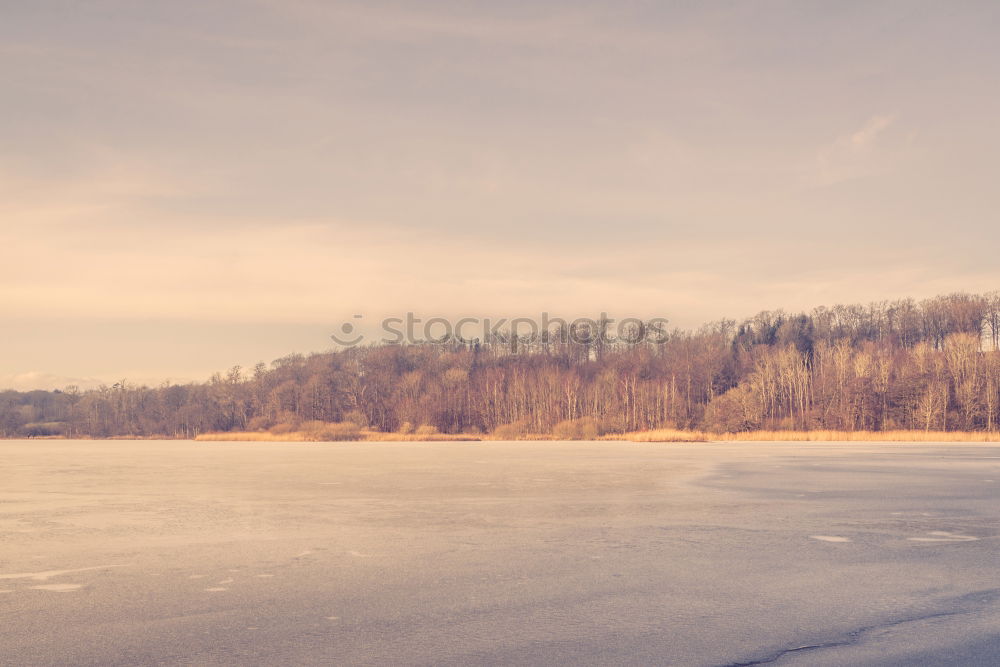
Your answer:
4;291;1000;439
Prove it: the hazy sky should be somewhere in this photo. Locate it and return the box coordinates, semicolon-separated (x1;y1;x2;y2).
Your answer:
3;1;999;389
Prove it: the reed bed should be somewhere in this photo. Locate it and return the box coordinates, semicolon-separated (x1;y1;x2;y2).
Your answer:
195;431;324;442
360;432;481;442
606;429;711;443
615;429;1000;443
195;430;481;442
194;427;1000;444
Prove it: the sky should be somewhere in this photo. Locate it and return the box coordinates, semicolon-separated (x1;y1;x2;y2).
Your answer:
2;0;1000;390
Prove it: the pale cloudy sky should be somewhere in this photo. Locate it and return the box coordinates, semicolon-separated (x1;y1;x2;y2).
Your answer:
2;1;999;389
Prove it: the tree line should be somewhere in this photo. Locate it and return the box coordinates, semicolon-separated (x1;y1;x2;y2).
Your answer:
4;291;1000;438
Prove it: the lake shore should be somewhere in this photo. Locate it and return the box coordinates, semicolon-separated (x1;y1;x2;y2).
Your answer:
10;428;1000;443
188;428;1000;443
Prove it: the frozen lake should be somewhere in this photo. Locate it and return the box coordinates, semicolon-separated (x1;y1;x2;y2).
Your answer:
2;439;999;665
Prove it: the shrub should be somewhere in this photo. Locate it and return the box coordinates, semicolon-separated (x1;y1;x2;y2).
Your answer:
397;421;415;434
415;424;439;436
317;422;361;441
551;419;580;440
299;420;328;437
702;385;759;433
577;416;602;440
269;422;297;435
551;417;606;440
492;419;531;440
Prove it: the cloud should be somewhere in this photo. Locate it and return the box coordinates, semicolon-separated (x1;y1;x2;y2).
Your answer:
850;114;896;150
813;113;898;186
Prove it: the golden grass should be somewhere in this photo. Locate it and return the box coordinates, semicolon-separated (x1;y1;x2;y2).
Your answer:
195;431;319;442
615;429;1000;443
194;430;481;442
359;432;481;442
606;428;710;443
195;427;1000;444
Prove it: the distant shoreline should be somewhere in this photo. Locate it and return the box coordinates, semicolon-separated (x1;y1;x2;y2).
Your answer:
8;429;1000;443
184;428;1000;443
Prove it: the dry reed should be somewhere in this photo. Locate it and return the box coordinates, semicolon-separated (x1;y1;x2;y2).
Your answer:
194;428;1000;444
194;430;482;442
614;429;1000;443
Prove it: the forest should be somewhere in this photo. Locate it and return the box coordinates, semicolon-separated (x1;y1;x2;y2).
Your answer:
4;291;1000;439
